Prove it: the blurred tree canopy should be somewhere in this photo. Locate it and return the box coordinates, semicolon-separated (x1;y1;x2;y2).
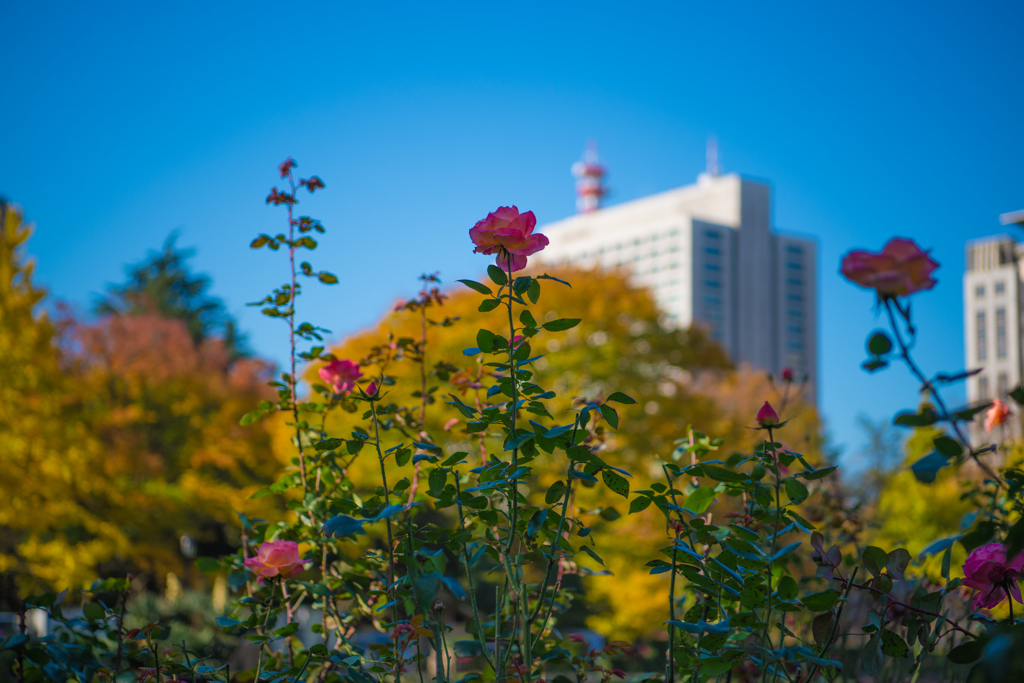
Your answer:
274;266;823;638
95;232;247;359
0;207;279;603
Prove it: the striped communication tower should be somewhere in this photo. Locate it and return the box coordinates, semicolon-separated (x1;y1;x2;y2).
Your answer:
571;142;607;213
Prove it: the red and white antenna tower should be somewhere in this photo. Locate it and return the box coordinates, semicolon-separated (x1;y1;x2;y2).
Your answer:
571;141;607;213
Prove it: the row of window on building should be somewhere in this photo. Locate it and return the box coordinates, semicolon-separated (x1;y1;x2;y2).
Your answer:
978;373;1012;401
976;307;1009;362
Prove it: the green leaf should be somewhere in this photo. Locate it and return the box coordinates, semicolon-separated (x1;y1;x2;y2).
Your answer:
487;265;508;286
527;509;548;539
684;487;716;514
910;452;948;483
453;640;484;657
933;435;963;458
602;470;630;497
960;520;997;553
318;271;339;284
216;616;239;628
542;318;582;332
697;464;747;483
545;480;566;505
274;622;300;637
1006;517;1024;561
82;603;105;622
606;391;637;405
862;546;888;577
599;506;620;521
800;589;840;611
315;438;344;452
478;299;501;312
428;469;447;498
598;404;619;429
771;542;802;562
776;576;798;601
880;629;909;658
527;279;541;304
886;548;911;579
867;331;892;355
520;310;537;328
458;279;493;296
196;557;220;574
579;544;605;566
947;639;983;664
1011;385;1024;407
784;478;809;503
629;497;653;514
894;408;940;427
476;329;495;353
240;410;264;426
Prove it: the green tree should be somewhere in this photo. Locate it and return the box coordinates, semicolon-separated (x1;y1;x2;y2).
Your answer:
95;232;247;359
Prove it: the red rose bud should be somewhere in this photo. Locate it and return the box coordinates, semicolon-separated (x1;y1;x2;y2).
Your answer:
756;401;780;426
781;367;795;382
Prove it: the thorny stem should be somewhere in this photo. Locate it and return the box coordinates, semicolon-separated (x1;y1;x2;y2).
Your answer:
761;426;782;683
883;299;1001;485
369;396;400;665
454;478;496;669
833;573;974;637
254;582;277;683
504;254;520;557
805;566;858;683
285;171;308;493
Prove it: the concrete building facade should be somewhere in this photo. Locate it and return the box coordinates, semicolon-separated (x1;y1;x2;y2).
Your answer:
963;210;1024;408
536;171;818;401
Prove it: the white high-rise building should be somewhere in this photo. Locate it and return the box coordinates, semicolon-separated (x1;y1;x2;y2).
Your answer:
963;209;1024;409
537;158;818;402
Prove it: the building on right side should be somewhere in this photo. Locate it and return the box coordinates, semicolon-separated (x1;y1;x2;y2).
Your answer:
963;209;1024;428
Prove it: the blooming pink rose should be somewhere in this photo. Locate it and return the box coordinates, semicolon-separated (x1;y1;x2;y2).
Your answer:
986;398;1011;433
469;206;549;272
962;542;1024;609
319;359;362;395
840;238;939;297
244;540;305;585
756;401;780;426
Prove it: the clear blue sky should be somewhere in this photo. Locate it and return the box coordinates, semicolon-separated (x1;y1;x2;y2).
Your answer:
3;1;1022;466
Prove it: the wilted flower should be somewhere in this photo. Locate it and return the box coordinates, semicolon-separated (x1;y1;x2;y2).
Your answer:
319;359;362;395
469;205;548;272
756;401;780;427
840;237;939;297
244;540;305;585
986;398;1011;433
962;542;1024;609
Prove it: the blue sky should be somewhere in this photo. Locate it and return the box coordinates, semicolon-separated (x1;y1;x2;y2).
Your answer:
3;0;1022;465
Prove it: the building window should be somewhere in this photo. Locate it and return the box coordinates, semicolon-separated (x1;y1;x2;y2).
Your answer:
788;325;803;334
705;280;721;289
705;246;720;255
968;247;976;271
996;281;1006;295
977;311;987;362
787;278;802;286
998;372;1009;396
705;295;721;306
788;309;803;318
706;263;720;272
787;262;802;270
705;230;720;240
997;307;1007;359
979;375;990;400
787;245;803;255
976;285;985;298
787;294;803;302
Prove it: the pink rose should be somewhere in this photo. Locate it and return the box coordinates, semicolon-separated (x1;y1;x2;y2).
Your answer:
469;206;549;272
756;401;780;426
244;540;305;585
840;238;939;297
986;399;1011;433
963;542;1024;609
319;359;362;395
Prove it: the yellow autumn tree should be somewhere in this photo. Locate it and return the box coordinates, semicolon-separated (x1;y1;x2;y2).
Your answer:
0;205;281;600
272;265;823;638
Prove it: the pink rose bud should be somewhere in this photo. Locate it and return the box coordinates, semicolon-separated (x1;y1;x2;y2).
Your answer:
243;540;305;585
366;381;378;396
318;359;362;395
986;398;1011;433
757;401;780;426
469;205;549;272
781;367;795;382
840;237;939;298
962;542;1024;609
